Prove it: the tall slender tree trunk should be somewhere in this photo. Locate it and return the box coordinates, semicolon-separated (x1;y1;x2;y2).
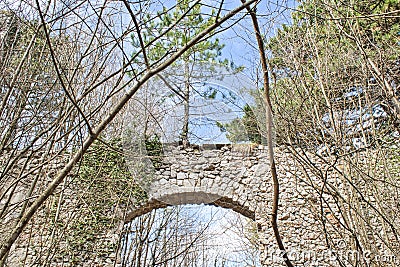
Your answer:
241;1;294;266
181;59;190;147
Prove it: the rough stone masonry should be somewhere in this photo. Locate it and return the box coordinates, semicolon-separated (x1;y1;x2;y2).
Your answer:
125;143;342;267
5;143;362;266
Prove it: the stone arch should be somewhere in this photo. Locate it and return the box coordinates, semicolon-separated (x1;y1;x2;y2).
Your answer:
122;144;279;267
125;144;271;224
121;144;341;267
125;192;256;222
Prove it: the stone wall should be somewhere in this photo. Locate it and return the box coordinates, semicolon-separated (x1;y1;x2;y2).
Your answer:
4;144;397;266
126;144;269;221
2;153;124;267
125;143;344;266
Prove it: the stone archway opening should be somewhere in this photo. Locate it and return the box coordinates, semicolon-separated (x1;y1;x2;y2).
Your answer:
125;191;256;222
121;204;262;267
121;144;271;266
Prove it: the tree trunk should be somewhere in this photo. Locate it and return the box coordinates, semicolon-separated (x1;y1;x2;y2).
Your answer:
181;60;190;147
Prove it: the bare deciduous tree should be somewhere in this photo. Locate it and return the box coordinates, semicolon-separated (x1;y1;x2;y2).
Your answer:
0;0;260;265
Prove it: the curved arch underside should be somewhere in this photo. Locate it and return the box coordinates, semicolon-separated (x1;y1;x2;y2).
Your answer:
124;193;256;222
124;145;269;223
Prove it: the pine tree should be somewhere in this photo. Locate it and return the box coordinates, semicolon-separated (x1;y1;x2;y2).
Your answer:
131;1;231;146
